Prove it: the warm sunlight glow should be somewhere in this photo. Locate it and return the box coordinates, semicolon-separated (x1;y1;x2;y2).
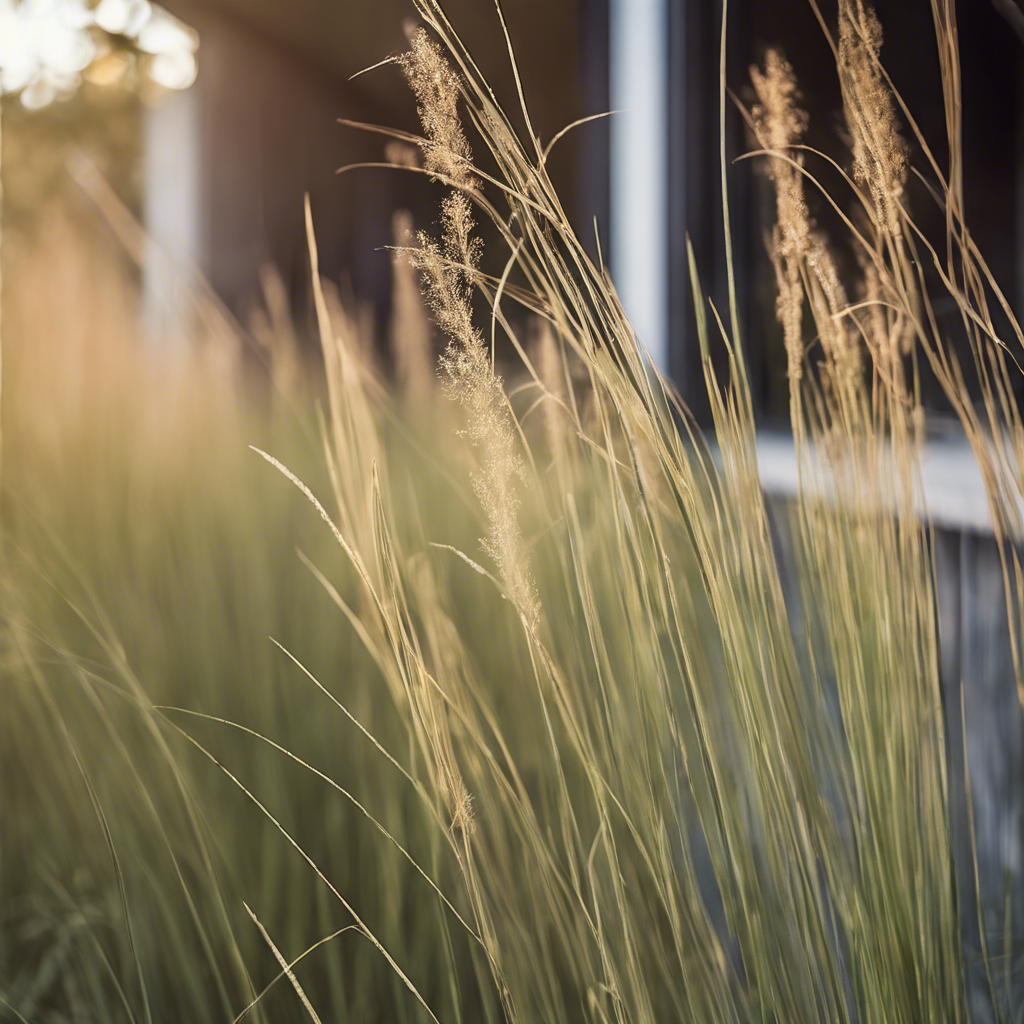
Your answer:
0;0;197;107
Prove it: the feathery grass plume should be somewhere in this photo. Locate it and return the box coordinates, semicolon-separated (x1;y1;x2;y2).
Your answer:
400;28;479;190
750;51;861;420
767;230;805;387
807;231;863;412
403;30;539;628
424;199;539;626
751;49;810;389
838;0;909;239
413;193;482;347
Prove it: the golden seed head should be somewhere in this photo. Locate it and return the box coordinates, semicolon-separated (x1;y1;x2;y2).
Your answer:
750;49;808;161
751;49;812;387
400;29;479;189
838;0;909;237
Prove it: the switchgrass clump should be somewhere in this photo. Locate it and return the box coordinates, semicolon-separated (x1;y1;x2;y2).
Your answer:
242;1;1009;1019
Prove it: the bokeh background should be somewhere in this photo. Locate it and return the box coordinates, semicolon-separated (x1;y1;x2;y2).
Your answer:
5;0;1024;418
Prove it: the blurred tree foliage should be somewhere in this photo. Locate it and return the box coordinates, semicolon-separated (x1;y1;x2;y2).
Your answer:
3;88;142;231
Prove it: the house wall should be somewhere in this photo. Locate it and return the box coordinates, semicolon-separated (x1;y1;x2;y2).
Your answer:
147;0;407;341
145;0;609;356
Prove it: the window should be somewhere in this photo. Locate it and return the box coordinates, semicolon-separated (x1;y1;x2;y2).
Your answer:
607;0;1024;424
